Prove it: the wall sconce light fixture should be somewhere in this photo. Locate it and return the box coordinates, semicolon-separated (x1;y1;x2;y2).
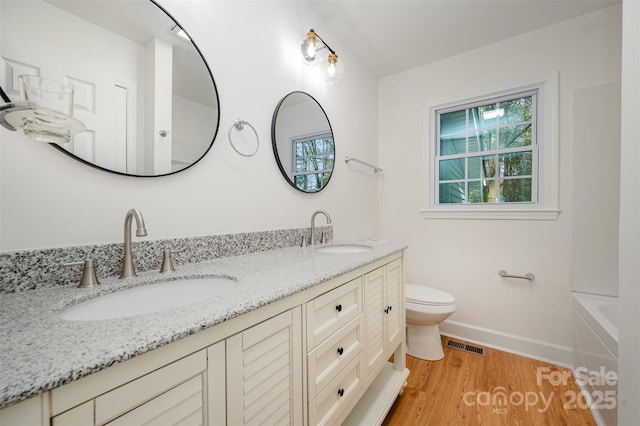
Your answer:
0;76;85;144
300;29;344;84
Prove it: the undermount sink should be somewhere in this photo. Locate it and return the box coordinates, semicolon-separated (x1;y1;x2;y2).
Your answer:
60;276;236;321
315;244;373;254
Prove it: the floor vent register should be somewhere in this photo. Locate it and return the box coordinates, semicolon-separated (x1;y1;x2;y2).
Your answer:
444;338;486;356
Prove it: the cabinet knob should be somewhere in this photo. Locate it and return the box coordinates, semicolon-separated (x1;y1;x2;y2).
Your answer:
335;304;342;313
338;388;345;397
337;347;344;356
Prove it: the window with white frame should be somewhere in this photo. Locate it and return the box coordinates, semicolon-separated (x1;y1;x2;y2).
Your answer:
423;75;559;220
291;132;334;192
436;90;538;205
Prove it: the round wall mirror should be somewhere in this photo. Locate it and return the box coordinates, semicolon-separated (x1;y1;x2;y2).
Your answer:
271;92;334;193
1;0;219;177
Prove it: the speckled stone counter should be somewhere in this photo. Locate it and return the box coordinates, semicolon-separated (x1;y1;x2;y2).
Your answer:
0;240;405;409
0;227;332;293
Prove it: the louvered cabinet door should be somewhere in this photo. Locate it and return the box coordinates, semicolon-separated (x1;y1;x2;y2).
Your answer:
363;259;404;381
363;266;386;379
226;307;303;426
385;259;403;356
105;375;205;426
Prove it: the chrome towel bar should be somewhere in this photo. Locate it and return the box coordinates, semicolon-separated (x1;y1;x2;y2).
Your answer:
499;270;535;281
344;156;383;173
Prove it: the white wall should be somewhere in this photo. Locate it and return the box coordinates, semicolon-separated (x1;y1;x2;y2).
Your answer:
618;0;640;422
378;6;622;364
0;1;380;251
571;82;620;297
171;94;217;170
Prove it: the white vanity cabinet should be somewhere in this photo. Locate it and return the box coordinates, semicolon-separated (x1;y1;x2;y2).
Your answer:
1;251;407;426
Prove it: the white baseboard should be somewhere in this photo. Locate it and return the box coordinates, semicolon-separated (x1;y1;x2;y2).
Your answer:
439;319;574;368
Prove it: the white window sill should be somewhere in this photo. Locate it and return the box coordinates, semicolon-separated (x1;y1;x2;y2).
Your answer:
420;209;560;220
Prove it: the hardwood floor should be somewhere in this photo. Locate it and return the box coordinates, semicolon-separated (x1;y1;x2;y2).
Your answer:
383;338;596;426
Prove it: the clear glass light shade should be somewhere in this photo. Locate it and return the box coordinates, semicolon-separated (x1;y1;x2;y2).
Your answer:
300;31;320;65
323;53;344;84
0;76;85;143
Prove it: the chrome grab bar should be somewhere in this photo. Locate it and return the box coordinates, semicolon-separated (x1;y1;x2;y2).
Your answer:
499;270;535;281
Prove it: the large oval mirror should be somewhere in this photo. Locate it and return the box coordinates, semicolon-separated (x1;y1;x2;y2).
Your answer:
271;92;334;193
0;0;219;177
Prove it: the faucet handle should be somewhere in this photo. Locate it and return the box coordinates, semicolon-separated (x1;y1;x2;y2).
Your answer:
64;259;100;288
160;248;185;273
320;231;327;245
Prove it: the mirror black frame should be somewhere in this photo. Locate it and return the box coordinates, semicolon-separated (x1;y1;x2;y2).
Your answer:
271;91;334;193
46;0;220;178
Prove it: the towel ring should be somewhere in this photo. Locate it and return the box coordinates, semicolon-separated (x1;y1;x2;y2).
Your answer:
228;118;259;157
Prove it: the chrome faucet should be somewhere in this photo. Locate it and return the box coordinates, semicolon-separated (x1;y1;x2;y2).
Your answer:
310;209;332;246
120;209;147;278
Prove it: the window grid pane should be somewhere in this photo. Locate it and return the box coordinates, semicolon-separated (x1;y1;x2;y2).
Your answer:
435;91;537;205
292;133;334;192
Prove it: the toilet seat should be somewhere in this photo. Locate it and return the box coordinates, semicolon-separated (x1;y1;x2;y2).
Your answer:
406;284;455;306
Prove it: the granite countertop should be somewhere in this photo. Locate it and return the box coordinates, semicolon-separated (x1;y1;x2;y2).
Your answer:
0;240;405;409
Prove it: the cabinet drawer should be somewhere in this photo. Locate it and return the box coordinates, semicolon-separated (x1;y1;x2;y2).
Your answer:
95;350;206;424
307;277;362;349
307;314;363;402
308;356;362;426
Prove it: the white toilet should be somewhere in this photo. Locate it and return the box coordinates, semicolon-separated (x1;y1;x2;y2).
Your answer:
405;284;456;361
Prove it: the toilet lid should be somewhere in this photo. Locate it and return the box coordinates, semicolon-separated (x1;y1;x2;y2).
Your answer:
406;284;455;306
